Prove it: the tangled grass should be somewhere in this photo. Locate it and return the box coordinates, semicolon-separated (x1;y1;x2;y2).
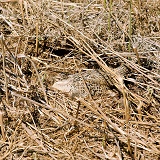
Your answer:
0;0;160;159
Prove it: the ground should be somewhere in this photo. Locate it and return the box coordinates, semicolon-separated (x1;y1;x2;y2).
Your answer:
0;0;160;159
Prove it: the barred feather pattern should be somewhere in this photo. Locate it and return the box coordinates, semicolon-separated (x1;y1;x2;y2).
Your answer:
52;65;128;99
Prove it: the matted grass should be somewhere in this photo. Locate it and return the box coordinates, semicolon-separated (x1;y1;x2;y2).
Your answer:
0;0;160;159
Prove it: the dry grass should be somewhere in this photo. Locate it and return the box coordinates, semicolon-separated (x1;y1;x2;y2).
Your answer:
0;0;160;159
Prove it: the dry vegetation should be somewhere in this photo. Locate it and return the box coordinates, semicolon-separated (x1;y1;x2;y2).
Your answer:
0;0;160;159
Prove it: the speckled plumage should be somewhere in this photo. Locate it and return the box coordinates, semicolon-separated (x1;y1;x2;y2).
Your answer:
52;65;127;99
53;69;111;98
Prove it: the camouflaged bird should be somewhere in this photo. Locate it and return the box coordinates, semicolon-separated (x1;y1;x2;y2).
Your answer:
52;66;127;99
